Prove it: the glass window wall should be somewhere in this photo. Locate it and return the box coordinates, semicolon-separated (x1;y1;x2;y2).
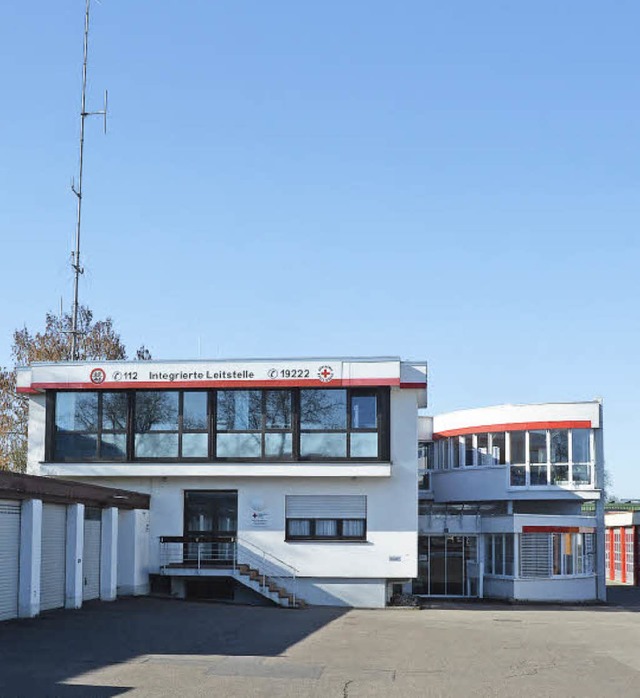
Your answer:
51;387;386;462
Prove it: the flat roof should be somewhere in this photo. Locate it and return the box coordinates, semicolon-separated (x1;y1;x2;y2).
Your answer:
0;471;150;509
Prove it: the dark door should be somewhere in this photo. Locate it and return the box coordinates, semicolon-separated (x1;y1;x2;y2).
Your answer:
445;536;464;596
184;491;238;564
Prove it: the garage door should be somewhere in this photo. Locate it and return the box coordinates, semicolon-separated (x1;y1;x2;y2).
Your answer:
0;500;21;621
40;504;67;611
83;507;101;601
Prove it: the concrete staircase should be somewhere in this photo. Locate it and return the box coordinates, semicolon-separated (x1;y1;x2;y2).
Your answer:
236;563;306;608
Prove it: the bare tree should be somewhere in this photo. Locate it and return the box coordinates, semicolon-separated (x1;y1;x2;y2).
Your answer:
0;305;139;472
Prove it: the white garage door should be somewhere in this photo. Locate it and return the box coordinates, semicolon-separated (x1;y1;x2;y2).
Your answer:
83;508;101;601
0;500;21;621
40;504;67;611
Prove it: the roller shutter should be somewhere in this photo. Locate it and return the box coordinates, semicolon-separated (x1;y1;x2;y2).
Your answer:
286;495;367;519
83;508;101;601
519;533;551;578
0;501;21;621
40;504;67;611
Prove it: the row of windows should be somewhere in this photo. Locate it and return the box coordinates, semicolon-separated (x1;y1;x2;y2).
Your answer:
484;532;595;578
485;534;515;576
423;428;594;488
285;518;366;541
521;532;595;577
48;388;389;462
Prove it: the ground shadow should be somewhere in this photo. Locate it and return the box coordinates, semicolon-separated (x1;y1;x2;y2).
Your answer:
0;597;347;697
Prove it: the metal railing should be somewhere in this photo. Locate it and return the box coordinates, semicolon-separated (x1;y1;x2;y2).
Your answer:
236;536;299;606
159;534;237;571
158;534;300;606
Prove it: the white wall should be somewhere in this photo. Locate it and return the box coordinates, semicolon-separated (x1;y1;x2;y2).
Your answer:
514;577;597;602
65;388;420;604
433;401;601;433
117;509;150;596
292;578;387;608
26;395;46;474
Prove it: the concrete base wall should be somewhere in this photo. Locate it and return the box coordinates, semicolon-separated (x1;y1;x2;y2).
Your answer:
290;577;387;608
485;576;597;602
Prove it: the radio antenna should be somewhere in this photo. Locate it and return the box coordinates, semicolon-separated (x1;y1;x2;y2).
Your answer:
70;0;108;360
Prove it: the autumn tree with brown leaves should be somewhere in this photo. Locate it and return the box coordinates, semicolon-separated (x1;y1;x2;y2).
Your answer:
0;306;147;472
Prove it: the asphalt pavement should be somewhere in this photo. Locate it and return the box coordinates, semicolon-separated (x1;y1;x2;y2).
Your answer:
1;589;639;697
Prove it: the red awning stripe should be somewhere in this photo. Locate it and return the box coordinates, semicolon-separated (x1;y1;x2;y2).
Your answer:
434;420;592;438
522;525;596;533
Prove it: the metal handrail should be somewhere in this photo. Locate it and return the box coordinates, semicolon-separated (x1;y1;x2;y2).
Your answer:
237;536;299;574
236;536;298;606
158;534;300;606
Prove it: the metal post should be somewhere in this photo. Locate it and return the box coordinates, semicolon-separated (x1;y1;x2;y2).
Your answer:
69;0;107;359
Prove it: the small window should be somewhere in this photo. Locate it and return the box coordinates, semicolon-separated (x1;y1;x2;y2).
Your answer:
510;431;526;463
477;433;489;466
285;495;367;541
572;429;591;463
490;432;506;465
464;435;475;467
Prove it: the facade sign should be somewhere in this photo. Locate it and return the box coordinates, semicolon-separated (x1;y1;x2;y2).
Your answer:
16;358;427;393
248;499;270;528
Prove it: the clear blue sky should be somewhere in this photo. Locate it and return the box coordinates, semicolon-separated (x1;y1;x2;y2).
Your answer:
0;2;638;496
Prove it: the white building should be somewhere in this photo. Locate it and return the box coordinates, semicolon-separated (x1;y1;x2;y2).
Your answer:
417;402;605;602
19;357;426;608
17;357;604;608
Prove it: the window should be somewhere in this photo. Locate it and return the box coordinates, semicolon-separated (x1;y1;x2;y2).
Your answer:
450;436;460;468
520;532;595;577
134;391;209;459
484;534;514;576
477;433;490;466
49;387;388;462
529;430;548;485
571;429;592;484
464;434;475;467
509;427;594;488
509;430;527;486
54;391;127;461
300;389;380;459
285;495;366;541
490;432;506;465
418;442;432;491
216;390;293;459
550;429;569;483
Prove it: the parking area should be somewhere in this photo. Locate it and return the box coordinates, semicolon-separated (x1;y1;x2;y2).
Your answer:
1;594;640;697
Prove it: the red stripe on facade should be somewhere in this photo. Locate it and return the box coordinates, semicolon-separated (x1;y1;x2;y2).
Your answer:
25;378;400;392
621;528;627;584
16;387;38;394
399;382;427;389
522;525;595;533
433;420;593;438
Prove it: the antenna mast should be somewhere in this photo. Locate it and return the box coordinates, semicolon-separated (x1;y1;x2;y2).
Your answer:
70;0;107;360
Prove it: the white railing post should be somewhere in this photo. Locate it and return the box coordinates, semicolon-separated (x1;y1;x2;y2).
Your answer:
197;542;201;570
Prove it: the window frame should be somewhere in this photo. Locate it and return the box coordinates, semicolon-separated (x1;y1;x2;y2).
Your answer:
46;387;390;463
51;390;129;462
285;517;367;542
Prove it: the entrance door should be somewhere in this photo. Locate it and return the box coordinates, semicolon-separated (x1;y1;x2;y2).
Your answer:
184;491;238;564
413;535;478;597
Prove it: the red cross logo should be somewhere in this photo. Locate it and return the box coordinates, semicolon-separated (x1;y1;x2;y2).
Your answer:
318;365;334;383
